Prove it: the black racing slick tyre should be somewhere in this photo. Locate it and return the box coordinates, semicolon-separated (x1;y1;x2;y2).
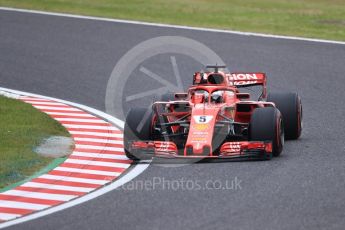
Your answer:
249;107;284;158
267;92;302;140
123;108;154;160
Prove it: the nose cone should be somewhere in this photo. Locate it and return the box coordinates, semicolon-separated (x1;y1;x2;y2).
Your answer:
185;107;220;156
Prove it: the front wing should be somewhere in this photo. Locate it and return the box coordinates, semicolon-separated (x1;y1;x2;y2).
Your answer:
129;140;273;160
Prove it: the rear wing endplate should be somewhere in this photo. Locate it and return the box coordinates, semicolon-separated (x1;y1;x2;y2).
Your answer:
229;73;267;99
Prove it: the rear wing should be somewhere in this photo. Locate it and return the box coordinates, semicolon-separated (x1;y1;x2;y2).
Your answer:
229;73;266;87
229;73;267;99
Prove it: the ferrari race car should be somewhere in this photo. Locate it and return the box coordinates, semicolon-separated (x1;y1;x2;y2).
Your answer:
124;65;302;161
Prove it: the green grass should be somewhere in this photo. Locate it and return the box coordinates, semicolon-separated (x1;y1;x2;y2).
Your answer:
0;96;70;189
0;0;344;41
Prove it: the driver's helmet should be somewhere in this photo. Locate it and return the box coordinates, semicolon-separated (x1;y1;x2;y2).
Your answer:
211;91;224;103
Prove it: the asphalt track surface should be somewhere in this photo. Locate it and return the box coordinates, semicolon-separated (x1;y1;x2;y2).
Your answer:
1;9;345;230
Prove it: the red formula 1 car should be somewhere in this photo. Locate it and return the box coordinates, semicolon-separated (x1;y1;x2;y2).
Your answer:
124;65;302;161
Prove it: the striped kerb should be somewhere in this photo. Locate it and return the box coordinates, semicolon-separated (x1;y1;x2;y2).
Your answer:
0;96;131;222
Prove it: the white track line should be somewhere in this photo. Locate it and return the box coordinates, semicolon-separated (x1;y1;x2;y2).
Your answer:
34;106;82;111
69;131;123;138
74;138;122;144
64;159;129;169
0;87;150;229
46;112;95;117
63;124;119;130
2;190;76;202
53;167;121;177
22;183;94;193
54;118;107;123
0;7;344;45
71;152;129;160
0;213;21;221
23;101;66;106
74;145;123;152
19;97;50;101
39;175;109;185
0;163;149;229
0;201;49;210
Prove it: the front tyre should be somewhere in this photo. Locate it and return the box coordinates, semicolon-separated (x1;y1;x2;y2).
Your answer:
123;108;154;160
249;107;284;158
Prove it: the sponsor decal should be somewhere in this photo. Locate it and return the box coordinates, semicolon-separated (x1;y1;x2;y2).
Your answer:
193;131;208;135
229;74;258;81
228;74;259;86
194;123;209;131
193;115;213;124
191;137;207;143
229;81;258;86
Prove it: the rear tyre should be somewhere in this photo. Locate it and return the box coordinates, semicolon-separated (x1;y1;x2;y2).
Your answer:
124;108;154;160
267;92;302;140
249;107;284;158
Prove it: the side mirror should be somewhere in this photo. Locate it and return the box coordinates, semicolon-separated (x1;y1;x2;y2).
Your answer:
175;93;188;100
192;93;204;104
236;93;250;100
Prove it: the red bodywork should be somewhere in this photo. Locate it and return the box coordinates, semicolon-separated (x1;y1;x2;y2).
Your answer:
129;70;276;160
